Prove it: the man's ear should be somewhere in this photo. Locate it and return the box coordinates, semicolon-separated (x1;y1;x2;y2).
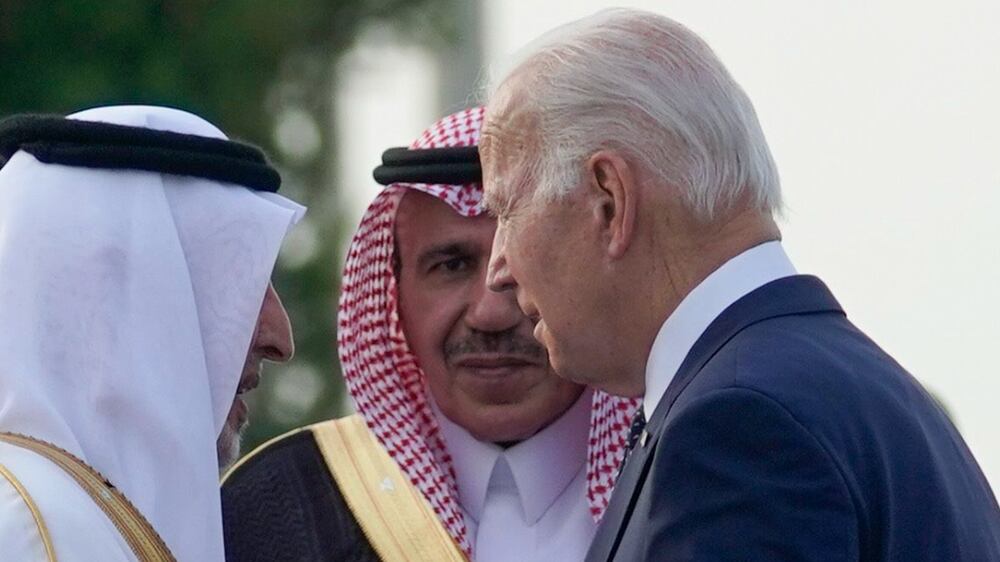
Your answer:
587;151;637;259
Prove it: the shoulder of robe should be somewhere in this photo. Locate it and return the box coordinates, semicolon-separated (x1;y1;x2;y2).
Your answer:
0;441;136;562
1;453;52;561
221;415;365;485
220;416;384;562
222;423;315;485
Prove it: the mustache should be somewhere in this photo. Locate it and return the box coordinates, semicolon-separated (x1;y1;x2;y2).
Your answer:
444;329;547;361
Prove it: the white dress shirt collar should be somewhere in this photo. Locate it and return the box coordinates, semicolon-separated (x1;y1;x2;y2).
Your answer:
643;241;797;416
433;388;593;525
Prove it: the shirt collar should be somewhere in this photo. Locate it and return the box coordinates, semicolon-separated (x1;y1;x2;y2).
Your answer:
432;388;593;525
643;241;797;416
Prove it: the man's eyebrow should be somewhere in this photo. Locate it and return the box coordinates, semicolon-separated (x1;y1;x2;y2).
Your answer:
481;188;503;214
485;186;518;218
416;242;475;270
482;172;514;213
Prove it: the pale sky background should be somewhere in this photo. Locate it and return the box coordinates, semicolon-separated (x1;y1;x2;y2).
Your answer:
338;1;999;489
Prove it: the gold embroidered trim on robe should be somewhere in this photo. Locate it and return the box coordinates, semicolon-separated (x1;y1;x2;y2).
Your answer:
222;415;467;561
0;433;176;562
311;415;468;562
0;461;58;561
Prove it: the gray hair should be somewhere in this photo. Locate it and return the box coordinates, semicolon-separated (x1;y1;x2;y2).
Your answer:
489;8;781;220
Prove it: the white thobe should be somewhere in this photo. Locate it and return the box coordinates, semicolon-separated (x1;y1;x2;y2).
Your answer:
435;390;597;562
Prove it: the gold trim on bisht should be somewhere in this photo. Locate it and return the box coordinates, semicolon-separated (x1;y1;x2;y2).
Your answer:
0;461;58;561
313;415;468;562
0;432;176;562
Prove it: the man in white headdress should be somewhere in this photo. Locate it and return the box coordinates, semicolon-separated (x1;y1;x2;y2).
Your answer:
220;108;640;562
0;105;304;561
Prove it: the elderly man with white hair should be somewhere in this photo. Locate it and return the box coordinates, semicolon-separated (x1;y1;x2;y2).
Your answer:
482;8;1000;562
0;105;302;561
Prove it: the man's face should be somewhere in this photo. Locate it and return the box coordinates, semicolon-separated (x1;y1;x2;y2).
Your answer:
485;178;607;388
482;97;614;389
217;282;294;469
395;190;583;443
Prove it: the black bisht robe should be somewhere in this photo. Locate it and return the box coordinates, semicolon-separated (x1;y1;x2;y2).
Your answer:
221;430;381;562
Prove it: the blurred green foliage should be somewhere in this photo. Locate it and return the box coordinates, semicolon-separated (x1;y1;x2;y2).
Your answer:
0;0;454;452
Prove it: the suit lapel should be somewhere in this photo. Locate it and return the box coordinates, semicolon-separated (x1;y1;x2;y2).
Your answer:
586;438;656;561
586;275;843;562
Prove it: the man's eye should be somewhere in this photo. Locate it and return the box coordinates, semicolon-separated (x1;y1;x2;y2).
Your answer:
432;257;473;273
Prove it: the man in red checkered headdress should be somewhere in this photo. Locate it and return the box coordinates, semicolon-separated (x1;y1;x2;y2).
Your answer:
220;108;639;562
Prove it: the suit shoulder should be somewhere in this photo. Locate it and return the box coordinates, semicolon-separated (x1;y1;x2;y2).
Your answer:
710;312;924;413
678;312;956;480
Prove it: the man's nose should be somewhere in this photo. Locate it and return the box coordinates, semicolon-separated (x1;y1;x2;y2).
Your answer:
255;283;294;363
466;270;524;334
487;227;516;293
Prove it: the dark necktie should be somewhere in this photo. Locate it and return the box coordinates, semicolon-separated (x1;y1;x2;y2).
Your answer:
618;406;646;477
627;406;647;449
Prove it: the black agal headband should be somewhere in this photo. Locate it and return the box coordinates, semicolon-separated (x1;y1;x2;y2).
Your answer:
0;114;280;192
372;146;481;186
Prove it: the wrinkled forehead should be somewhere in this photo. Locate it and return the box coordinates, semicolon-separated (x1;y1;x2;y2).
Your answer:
481;82;541;205
483;71;540;149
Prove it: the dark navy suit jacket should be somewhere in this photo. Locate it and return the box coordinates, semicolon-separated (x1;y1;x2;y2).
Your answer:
586;275;1000;561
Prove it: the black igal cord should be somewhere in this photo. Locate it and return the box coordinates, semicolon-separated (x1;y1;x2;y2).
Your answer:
0;114;281;192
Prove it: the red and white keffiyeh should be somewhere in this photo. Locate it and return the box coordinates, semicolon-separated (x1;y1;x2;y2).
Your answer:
337;107;640;557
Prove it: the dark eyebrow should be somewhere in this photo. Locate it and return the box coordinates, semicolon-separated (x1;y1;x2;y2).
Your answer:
416;242;476;272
